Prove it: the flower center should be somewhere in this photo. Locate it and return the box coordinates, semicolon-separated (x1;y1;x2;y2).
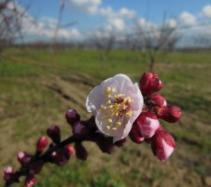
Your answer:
100;86;133;130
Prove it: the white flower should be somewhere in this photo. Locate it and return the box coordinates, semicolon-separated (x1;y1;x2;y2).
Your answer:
86;74;144;142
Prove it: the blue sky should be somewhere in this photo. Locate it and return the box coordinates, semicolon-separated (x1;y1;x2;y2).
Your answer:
18;0;210;22
15;0;211;43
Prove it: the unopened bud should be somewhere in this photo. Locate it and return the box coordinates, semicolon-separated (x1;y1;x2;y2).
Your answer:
17;152;32;166
149;93;167;108
36;136;48;153
47;125;61;143
65;144;75;157
151;129;176;161
24;175;36;187
157;105;182;123
130;123;145;144
51;149;69;166
139;72;164;96
75;143;88;160
95;135;114;154
3;166;14;182
136;111;160;138
65;109;80;125
72;121;89;137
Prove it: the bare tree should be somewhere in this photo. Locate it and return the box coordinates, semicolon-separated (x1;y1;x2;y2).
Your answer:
0;0;25;55
134;19;181;71
89;28;116;60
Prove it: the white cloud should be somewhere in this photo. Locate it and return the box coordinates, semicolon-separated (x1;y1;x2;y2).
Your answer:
117;7;136;18
107;17;125;31
67;0;135;33
68;0;101;14
166;19;177;28
202;5;211;18
21;15;81;41
179;12;196;26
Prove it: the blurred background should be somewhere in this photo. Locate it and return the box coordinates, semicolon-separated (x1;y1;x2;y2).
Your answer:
0;0;211;186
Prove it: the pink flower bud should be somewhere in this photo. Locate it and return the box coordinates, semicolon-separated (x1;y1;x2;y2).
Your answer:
136;112;160;138
157;105;182;123
149;93;167;107
65;109;80;125
47;125;61;143
151;129;176;161
24;175;36;187
17;152;32;166
75;143;88;160
3;166;14;182
65;144;75;157
139;72;164;96
130;123;145;144
36;136;48;153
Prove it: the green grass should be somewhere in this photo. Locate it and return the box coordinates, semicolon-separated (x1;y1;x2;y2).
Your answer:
0;48;210;187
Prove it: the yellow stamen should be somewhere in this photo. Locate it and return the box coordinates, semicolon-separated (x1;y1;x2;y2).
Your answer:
108;118;113;123
107;100;112;104
116;121;122;126
106;125;111;130
126;111;133;117
111;88;116;92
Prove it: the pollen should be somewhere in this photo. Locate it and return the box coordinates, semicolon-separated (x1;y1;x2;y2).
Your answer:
111;88;116;92
106;125;111;130
116;121;122;126
107;100;112;104
108;118;113;123
106;86;112;93
126;111;133;117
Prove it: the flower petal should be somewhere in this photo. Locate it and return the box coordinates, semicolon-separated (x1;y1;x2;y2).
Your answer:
86;84;105;114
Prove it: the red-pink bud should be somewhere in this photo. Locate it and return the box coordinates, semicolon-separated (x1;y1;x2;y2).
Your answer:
65;144;75;157
3;166;14;182
149;93;167;108
139;72;164;96
130;123;145;144
36;136;48;153
157;105;182;123
17;152;32;166
24;175;36;187
47;125;61;143
65;109;80;125
151;129;176;161
136;112;160;138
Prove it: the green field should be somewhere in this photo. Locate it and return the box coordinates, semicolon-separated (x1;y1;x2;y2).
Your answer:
0;48;211;187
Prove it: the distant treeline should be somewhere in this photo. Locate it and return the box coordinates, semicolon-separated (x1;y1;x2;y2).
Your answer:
13;41;211;52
